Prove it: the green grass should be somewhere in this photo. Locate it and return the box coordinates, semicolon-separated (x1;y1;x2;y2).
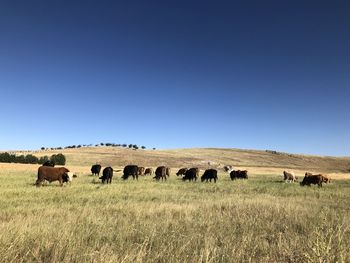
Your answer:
1;168;350;263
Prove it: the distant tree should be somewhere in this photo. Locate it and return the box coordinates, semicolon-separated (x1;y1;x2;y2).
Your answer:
100;143;104;146
153;148;156;150
50;153;66;165
122;144;127;148
77;145;81;148
141;146;146;149
128;144;133;148
57;147;62;150
38;156;50;164
41;147;45;151
24;154;39;164
133;145;139;150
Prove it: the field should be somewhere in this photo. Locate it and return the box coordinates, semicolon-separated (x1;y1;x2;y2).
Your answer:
1;148;350;262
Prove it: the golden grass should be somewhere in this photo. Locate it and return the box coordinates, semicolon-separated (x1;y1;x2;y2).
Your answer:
1;161;350;262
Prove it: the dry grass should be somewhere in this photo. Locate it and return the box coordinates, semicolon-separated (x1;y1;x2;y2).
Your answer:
1;160;350;262
1;147;350;262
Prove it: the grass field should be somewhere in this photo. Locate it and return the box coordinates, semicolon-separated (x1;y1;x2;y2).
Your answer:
1;161;350;263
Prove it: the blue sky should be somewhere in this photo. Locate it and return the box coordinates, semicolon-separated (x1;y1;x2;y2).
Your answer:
0;1;349;156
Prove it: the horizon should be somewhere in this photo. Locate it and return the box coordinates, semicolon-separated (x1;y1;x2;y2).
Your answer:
1;1;349;156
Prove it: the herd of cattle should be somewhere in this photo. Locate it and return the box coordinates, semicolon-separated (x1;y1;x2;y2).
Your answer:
35;161;332;188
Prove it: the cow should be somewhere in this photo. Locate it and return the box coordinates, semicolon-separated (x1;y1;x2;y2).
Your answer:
223;165;233;173
300;173;325;187
283;171;297;183
201;169;218;183
230;170;248;180
91;164;102;176
154;166;167;181
182;167;199;182
176;168;188;176
144;168;153;176
166;167;171;177
138;166;145;176
304;172;331;184
99;167;113;184
36;166;71;187
122;165;139;180
43;160;55;167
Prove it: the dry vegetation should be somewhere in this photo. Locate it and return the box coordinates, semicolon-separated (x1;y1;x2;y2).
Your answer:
1;147;350;262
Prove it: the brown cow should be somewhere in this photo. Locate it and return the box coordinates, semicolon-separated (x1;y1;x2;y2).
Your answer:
138;167;145;176
154;166;167;181
144;168;153;176
36;166;71;187
300;173;325;187
305;172;331;184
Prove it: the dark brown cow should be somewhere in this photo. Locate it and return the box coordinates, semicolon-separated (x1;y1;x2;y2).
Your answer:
300;173;325;187
154;166;167;181
36;166;71;187
305;172;331;183
176;168;188;176
230;170;248;180
144;168;153;176
138;166;145;176
182;167;199;182
201;169;218;183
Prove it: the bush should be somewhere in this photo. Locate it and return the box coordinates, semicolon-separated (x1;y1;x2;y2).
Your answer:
50;154;66;165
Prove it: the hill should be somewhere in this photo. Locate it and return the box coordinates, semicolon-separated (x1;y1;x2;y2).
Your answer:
11;147;350;177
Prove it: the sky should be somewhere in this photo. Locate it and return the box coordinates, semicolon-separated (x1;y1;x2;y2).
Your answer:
0;1;349;156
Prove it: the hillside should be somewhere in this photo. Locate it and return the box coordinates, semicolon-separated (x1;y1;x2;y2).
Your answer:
12;147;350;174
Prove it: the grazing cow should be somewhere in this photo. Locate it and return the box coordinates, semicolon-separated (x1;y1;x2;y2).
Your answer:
176;168;188;176
138;166;145;176
166;167;171;177
36;166;71;187
144;168;153;176
283;171;297;183
223;165;233;172
305;172;331;183
154;166;167;181
99;167;113;184
300;173;325;187
182;167;199;182
122;165;139;180
91;164;102;176
201;169;218;183
230;170;248;180
43;160;55;167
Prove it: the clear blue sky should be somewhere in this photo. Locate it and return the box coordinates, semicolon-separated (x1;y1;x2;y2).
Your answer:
0;1;349;156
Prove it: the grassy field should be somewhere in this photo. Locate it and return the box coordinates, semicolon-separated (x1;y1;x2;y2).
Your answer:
1;161;350;263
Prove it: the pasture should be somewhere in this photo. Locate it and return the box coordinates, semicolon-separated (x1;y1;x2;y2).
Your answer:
1;162;350;263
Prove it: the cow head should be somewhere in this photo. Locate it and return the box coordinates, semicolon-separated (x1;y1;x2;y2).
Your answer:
62;173;71;183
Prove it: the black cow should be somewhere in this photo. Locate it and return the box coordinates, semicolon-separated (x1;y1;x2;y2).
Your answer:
91;164;102;176
230;170;248;180
182;167;199;182
201;169;218;183
43;160;55;167
99;167;113;184
154;166;167;181
300;173;324;187
176;168;188;176
122;165;139;180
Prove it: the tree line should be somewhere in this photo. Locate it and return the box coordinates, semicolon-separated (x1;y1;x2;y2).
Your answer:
0;152;66;165
41;143;155;151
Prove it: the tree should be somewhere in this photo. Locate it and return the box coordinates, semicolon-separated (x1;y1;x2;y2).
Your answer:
141;146;146;149
41;147;45;150
50;154;66;165
128;144;133;148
